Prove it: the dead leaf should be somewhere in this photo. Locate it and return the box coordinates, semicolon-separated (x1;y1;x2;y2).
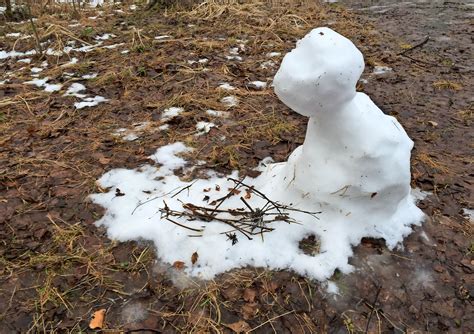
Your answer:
243;288;256;302
225;320;251;333
245;190;252;199
228;188;241;195
241;302;258;320
215;185;221;191
191;251;198;265
173;261;185;270
89;309;106;329
99;156;110;165
428;120;438;127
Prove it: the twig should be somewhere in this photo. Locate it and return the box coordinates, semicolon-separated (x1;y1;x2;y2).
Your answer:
365;284;382;333
398;35;429;55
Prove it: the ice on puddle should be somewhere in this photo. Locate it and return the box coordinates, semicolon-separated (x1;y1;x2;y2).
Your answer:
90;27;425;281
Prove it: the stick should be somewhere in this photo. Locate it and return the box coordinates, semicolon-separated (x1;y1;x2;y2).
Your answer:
398;35;430;55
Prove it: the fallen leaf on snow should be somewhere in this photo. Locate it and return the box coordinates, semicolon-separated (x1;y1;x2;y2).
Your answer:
191;251;199;265
173;261;185;270
89;309;106;329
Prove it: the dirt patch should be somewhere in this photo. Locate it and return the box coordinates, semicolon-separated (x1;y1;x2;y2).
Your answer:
0;1;472;332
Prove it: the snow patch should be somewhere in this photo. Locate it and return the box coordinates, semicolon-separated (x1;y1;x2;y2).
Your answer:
250;81;267;89
373;66;392;75
162;107;184;121
218;83;235;91
195;121;216;135
74;96;108;109
220;96;238;107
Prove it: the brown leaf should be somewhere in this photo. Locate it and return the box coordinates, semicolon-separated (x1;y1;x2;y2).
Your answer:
244;190;252;199
191;251;198;265
241;302;258;320
99;156;110;165
243;288;256;303
225;320;251;333
89;309;106;329
173;261;185;270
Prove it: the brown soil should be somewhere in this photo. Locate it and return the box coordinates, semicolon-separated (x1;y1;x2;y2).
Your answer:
0;1;472;333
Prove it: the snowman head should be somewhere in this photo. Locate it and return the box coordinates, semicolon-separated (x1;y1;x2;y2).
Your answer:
273;27;364;117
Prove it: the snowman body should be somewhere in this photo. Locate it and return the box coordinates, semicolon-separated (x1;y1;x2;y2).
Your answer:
269;27;422;231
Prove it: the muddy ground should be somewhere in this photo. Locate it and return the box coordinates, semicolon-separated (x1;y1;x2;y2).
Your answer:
0;1;472;333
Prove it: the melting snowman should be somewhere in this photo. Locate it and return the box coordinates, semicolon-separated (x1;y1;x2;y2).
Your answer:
259;27;424;252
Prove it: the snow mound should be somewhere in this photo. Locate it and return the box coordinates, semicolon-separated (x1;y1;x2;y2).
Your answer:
90;27;424;281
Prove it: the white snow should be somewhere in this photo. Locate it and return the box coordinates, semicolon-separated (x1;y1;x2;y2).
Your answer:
220;96;238;107
149;142;192;169
226;55;242;61
64;57;79;65
25;77;61;92
250;81;267;89
0;49;36;60
103;43;125;49
64;83;87;97
260;60;276;69
373;66;392;75
266;52;281;57
31;67;43;73
74;95;108;109
44;83;63;92
326;281;340;295
229;47;239;55
462;209;474;222
158;124;169;131
411;187;431;202
155;35;172;40
18;58;32;63
162;107;184;121
195;121;216;135
82;73;98;79
90;27;424;281
206;109;228;117
218;83;235;91
6;33;21;38
25;77;49;87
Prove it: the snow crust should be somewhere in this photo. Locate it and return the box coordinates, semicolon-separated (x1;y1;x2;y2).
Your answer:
90;27;424;281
